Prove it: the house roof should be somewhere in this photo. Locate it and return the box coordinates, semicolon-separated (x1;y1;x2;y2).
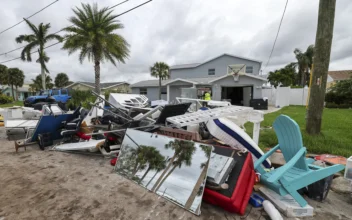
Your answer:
130;76;220;88
170;53;262;70
66;81;129;89
328;70;352;81
209;73;267;83
1;84;32;92
130;74;267;88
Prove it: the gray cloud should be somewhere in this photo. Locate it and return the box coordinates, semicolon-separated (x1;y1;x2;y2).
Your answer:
0;0;351;85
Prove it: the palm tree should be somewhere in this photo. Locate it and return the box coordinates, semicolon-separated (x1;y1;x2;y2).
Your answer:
130;146;149;177
30;74;54;92
54;73;70;88
5;68;23;100
15;19;63;90
0;64;8;86
294;45;314;86
150;62;170;100
152;140;196;193
62;3;130;94
184;145;212;210
138;147;165;185
9;68;25;101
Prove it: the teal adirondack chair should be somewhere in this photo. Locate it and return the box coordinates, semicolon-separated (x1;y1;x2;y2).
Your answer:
254;115;344;207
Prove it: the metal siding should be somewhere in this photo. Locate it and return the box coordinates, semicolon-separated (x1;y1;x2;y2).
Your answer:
170;55;261;79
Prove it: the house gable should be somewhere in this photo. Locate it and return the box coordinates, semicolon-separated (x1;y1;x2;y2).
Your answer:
170;54;262;79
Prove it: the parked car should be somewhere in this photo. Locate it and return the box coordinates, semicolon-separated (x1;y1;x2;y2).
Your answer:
24;88;71;107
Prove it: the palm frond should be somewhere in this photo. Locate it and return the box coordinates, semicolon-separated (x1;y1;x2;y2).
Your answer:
23;18;38;35
21;42;38;61
45;34;64;42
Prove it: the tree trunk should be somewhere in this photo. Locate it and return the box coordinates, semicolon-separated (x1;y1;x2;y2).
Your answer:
94;61;101;94
146;169;160;189
131;162;141;177
138;167;151;184
151;156;175;192
15;85;18;101
306;0;336;135
41;65;46;90
300;70;305;87
154;165;177;193
184;161;209;210
158;77;162;100
11;84;15;101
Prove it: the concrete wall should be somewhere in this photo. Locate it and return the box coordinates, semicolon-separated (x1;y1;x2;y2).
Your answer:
131;87;166;101
211;75;263;101
169;85;193;102
170;54;261;79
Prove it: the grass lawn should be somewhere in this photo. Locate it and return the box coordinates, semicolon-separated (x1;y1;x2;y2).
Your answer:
0;101;24;108
245;106;352;157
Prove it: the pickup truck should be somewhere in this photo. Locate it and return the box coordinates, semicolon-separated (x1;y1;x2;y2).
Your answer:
24;88;71;107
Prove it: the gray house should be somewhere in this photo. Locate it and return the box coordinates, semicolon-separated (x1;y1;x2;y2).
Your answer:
130;54;267;106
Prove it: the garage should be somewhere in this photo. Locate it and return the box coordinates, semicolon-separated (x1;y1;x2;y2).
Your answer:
221;86;253;106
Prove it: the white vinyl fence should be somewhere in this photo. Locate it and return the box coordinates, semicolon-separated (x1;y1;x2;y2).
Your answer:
262;87;309;107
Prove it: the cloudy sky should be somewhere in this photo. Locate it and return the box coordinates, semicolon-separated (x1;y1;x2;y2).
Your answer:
0;0;351;84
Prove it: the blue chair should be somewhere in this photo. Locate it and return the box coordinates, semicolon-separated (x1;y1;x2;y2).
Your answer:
254;115;344;207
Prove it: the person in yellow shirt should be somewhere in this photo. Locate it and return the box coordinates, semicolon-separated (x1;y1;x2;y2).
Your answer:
203;90;211;107
204;91;211;101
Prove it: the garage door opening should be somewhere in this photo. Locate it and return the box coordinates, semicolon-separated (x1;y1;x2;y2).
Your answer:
221;86;252;106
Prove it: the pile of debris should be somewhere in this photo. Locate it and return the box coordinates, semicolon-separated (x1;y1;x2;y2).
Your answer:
7;91;350;218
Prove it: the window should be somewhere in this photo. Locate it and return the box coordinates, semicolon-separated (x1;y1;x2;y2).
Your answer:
6;92;10;96
208;69;215;75
52;90;59;95
61;89;68;95
161;87;167;94
246;66;253;73
140;88;147;95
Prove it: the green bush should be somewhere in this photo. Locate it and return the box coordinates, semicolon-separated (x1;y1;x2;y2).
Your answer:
66;90;96;110
325;102;352;109
0;94;13;104
325;78;352;106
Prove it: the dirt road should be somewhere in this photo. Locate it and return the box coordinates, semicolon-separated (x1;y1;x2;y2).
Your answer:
0;128;351;220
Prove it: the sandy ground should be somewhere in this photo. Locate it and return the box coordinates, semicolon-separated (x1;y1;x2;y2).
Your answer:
0;128;352;220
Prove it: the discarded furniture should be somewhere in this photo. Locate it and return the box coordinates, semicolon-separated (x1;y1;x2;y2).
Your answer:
15;113;75;152
203;146;256;215
254;115;345;207
156;126;201;142
108;93;148;109
156;102;191;125
166;105;264;145
207;117;271;168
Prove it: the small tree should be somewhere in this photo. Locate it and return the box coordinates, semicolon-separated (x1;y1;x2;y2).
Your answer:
294;45;314;86
267;63;296;88
9;68;25;101
15;19;63;90
150;62;170;100
0;64;8;85
54;73;70;88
